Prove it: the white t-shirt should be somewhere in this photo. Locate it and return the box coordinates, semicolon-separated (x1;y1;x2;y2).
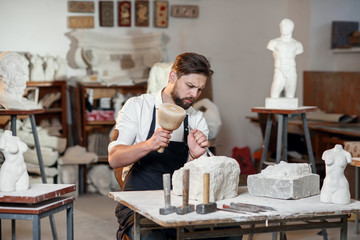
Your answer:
108;89;209;152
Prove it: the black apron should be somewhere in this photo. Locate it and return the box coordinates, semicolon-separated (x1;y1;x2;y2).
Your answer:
116;106;189;239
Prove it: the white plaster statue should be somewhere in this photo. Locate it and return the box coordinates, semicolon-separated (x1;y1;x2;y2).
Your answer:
30;54;45;81
267;18;303;98
54;56;68;80
320;144;352;204
0;130;29;192
44;55;55;81
0;52;40;110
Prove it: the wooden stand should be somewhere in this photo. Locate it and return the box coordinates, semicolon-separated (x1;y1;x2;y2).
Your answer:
0;109;58;239
251;106;318;173
0;184;76;240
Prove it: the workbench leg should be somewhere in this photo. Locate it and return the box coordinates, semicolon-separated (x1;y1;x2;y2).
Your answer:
133;212;140;240
176;227;184;240
0;219;2;240
283;115;288;162
276;115;283;164
33;215;40;240
356;166;359;234
11;220;15;240
30;115;58;240
260;114;273;170
340;215;348;240
67;203;74;240
301;114;316;173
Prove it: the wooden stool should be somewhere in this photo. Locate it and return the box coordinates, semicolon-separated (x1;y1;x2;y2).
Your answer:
0;184;76;240
252;106;318;173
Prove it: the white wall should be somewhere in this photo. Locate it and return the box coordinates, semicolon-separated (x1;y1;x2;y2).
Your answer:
309;0;360;71
0;0;359;157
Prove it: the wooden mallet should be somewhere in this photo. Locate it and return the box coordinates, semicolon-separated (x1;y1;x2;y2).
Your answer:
159;173;176;215
196;173;217;214
176;169;194;214
157;103;186;153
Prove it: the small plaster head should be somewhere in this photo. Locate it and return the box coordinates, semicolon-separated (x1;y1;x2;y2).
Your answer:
280;18;294;36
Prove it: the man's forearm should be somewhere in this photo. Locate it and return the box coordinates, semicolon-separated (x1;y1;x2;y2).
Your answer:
108;142;151;168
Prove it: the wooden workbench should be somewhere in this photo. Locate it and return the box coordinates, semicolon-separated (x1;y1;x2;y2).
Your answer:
109;187;360;240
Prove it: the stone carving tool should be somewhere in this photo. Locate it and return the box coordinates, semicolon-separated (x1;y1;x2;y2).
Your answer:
188;126;214;157
196;173;217;214
176;169;194;214
159;173;176;215
222;202;276;213
157;103;186;153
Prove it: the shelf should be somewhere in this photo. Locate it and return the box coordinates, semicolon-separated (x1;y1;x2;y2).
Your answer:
332;47;360;53
85;120;116;125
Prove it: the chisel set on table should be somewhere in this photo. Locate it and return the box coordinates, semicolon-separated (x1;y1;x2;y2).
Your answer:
159;170;276;215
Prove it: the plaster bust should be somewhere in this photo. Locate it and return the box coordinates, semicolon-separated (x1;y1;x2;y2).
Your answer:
267;18;303;98
0;130;29;192
320;144;352;204
0;52;40;109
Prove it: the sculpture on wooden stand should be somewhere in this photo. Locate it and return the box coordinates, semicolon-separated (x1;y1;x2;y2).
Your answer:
0;130;30;192
320;144;352;204
265;18;303;109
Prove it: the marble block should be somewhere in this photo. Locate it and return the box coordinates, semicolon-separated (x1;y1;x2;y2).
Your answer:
247;161;320;199
172;156;240;202
265;97;298;109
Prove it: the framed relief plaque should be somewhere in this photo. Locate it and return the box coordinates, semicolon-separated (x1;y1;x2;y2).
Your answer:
171;5;199;18
118;1;131;27
154;1;168;28
99;1;114;27
135;1;149;27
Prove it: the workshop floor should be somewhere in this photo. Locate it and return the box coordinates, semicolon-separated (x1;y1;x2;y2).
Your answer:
1;193;359;240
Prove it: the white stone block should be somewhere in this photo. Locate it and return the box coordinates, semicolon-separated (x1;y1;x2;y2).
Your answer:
247;161;320;199
265;97;298;109
172;156;240;202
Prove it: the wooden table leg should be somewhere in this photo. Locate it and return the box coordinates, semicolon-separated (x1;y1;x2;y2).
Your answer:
133;212;140;240
283;115;288;162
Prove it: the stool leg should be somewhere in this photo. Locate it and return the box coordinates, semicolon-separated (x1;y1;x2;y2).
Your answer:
301;113;317;173
260;114;273;170
10;115;16;135
32;215;40;240
11;220;15;240
276;115;284;164
67;203;74;240
283;115;288;162
29;115;58;240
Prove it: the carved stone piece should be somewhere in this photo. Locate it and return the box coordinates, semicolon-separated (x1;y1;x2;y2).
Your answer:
320;144;352;204
0;130;29;192
172;156;240;202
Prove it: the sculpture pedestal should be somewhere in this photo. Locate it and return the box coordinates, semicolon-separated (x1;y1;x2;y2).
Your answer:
265;97;298;109
251;106;318;173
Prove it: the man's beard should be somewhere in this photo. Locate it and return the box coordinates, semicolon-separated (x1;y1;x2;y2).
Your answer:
171;89;194;110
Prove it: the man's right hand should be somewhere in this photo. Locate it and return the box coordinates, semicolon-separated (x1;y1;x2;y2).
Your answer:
146;128;173;151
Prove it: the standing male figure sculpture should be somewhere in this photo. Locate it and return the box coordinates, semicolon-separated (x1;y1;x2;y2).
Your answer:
267;18;303;98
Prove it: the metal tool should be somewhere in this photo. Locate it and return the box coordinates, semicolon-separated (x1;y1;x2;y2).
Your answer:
176;169;194;214
222;202;276;213
196;173;217;214
159;173;176;215
188;126;215;157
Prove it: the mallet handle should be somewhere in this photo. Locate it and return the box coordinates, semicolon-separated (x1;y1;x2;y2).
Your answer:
203;173;210;204
182;169;190;207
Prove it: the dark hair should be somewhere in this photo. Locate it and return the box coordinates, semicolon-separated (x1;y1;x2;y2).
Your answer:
171;52;214;80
